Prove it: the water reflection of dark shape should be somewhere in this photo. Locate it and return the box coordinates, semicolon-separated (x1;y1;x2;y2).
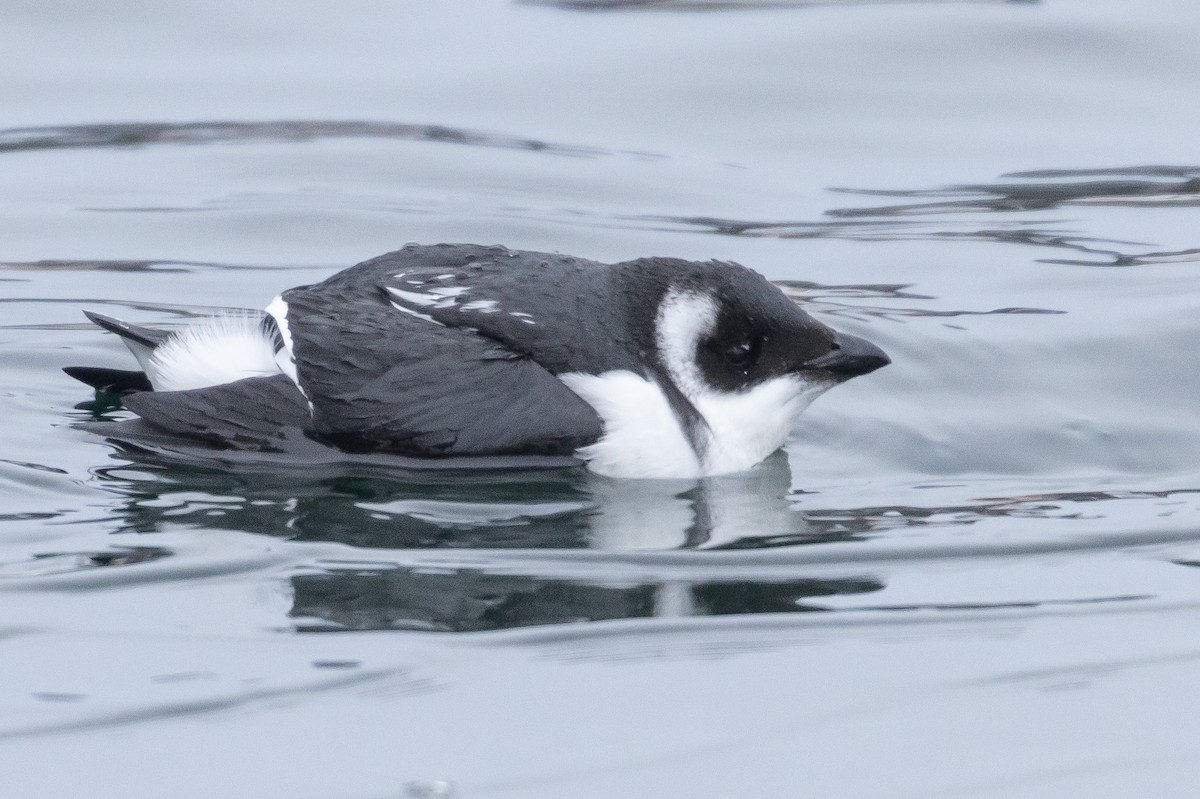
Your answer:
99;463;596;549
827;166;1200;216
290;568;884;633
0;120;612;159
648;165;1200;268
0;546;170;580
2;259;211;273
95;451;856;551
775;279;1064;323
652;212;1194;269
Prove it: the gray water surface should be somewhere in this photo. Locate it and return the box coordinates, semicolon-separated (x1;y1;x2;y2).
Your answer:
2;1;1200;797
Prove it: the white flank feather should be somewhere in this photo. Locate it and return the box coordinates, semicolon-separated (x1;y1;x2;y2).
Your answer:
265;295;301;384
146;313;281;392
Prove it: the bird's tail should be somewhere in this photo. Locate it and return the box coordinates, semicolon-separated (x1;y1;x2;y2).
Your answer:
82;311;171;371
63;311;172;393
66;310;282;393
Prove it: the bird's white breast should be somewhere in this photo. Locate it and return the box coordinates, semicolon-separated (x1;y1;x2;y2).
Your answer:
559;370;701;479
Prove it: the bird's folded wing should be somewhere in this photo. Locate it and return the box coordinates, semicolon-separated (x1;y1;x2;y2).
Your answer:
122;374;311;451
282;275;605;457
310;340;604;456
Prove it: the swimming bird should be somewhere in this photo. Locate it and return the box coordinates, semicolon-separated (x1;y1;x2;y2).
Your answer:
66;243;888;479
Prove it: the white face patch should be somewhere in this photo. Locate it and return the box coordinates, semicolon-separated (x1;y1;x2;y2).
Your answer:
558;287;831;479
654;289;720;401
146;313;282;393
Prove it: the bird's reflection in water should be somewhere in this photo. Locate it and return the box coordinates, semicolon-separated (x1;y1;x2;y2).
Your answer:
94;450;885;631
289;569;883;633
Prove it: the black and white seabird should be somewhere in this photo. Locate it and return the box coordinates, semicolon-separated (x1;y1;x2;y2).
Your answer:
66;244;889;479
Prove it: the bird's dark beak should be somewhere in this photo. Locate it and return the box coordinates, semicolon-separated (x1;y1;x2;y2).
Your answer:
801;331;890;378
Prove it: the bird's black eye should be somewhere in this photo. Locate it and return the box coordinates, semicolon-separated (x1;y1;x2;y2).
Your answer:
724;335;761;368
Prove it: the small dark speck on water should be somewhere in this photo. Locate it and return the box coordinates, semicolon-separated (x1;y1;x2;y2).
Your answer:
311;660;362;669
404;781;456;799
31;693;86;703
